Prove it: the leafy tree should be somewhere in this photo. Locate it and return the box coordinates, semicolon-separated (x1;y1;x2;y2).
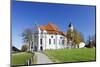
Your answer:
73;29;84;48
21;44;29;52
66;29;74;48
92;34;96;47
22;28;33;51
85;35;96;48
67;28;84;48
66;29;74;42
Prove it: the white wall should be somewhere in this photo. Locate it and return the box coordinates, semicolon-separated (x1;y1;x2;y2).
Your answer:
79;42;85;48
37;29;67;51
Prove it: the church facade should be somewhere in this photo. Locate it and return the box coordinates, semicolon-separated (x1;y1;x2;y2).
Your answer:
32;22;85;51
33;23;68;51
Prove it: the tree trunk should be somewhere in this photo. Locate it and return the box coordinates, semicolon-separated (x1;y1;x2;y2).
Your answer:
29;41;31;51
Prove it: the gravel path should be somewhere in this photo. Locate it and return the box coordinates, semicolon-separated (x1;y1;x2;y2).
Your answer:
35;52;53;64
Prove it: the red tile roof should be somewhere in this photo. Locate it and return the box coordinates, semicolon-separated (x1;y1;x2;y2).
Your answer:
39;23;65;36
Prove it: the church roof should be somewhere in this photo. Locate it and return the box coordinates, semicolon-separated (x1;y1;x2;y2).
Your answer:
39;23;59;31
39;23;65;36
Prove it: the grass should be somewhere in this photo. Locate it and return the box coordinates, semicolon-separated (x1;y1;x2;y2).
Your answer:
44;48;96;63
12;52;33;65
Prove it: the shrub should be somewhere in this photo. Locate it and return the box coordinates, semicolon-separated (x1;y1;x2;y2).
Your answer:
21;44;29;52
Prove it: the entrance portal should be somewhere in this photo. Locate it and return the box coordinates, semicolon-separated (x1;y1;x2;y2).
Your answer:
34;46;37;51
40;46;43;51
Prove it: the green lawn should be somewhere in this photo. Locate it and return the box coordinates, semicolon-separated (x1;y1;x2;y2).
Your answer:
44;48;96;63
12;52;33;65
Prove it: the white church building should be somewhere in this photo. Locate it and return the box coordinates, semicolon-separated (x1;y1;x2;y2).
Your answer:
32;22;85;51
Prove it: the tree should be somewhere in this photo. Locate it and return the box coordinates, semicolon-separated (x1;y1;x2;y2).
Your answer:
66;29;74;48
66;28;84;48
85;35;96;48
21;28;33;51
73;29;84;48
92;34;96;47
21;44;29;52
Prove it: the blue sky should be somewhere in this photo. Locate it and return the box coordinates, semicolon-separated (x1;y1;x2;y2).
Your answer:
12;1;96;49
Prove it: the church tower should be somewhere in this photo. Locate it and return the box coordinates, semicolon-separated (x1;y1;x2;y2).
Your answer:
67;21;74;48
68;21;74;32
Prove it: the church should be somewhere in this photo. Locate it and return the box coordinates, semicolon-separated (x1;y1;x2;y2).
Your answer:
32;22;85;51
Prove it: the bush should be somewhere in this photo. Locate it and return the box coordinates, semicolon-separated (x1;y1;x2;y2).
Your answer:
21;44;29;52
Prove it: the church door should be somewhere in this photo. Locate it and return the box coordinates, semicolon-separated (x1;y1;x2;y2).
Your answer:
34;46;37;51
40;46;43;51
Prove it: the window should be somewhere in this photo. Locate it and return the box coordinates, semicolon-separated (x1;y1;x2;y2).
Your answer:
40;39;42;44
49;39;51;45
60;37;62;39
51;36;53;38
34;35;37;42
34;35;36;38
54;39;55;44
62;40;64;45
59;39;60;45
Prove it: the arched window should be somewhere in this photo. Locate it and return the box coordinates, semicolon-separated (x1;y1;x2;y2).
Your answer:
54;39;55;44
62;40;64;45
49;39;51;45
40;39;42;44
59;39;60;45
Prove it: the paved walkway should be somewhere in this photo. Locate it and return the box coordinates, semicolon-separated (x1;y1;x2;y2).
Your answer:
35;52;53;64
